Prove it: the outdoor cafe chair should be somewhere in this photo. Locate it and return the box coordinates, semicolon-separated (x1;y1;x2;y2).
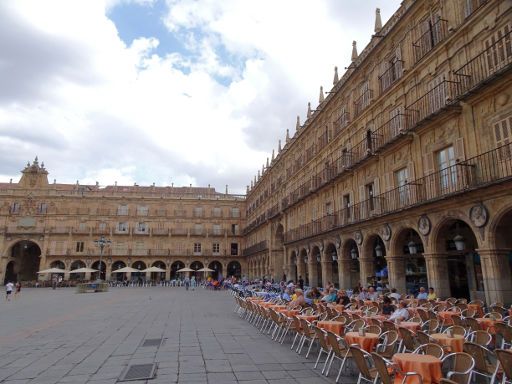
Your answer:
494;349;512;384
312;326;332;374
350;346;378;384
413;342;445;359
324;330;352;378
441;352;475;384
371;351;424;384
462;341;497;383
467;330;492;347
375;330;398;359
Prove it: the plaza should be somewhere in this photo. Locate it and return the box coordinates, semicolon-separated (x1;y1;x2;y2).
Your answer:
0;287;337;384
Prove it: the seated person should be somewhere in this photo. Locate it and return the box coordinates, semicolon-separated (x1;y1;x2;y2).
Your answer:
416;287;428;300
288;288;306;308
321;287;337;303
389;302;410;322
381;296;395;315
281;288;292;302
427;287;437;301
358;288;368;301
367;286;379;301
306;287;322;301
389;288;402;302
336;290;350;306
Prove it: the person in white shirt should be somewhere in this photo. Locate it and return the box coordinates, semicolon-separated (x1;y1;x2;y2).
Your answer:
416;287;428;300
367;286;379;301
5;281;14;301
389;288;401;302
389;302;410;322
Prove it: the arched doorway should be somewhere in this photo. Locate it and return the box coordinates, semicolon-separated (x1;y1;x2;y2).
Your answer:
190;261;203;280
227;261;242;278
311;246;322;288
435;219;481;300
392;228;426;295
325;243;339;288
111;261;127;281
170;261;185;280
341;239;360;290
490;208;512;305
151;261;166;281
208;260;223;280
5;240;41;283
91;260;106;280
362;235;387;289
70;260;86;280
131;261;146;282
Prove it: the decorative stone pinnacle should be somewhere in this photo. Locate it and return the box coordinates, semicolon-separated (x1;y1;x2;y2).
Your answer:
307;102;312;118
351;41;358;62
374;8;382;33
333;66;339;84
296;115;301;131
286;129;290;143
319;86;324;103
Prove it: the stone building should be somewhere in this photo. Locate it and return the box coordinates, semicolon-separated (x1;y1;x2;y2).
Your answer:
244;0;512;305
0;158;245;283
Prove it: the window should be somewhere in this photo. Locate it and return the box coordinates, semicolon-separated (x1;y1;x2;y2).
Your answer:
76;241;84;253
231;224;239;235
427;75;447;115
117;204;128;215
38;203;48;214
99;222;107;231
355;80;372;116
10;202;20;214
325;202;333;216
212;207;222;217
194;224;203;235
231;207;240;218
193;207;203;217
413;12;446;62
212;224;221;235
213;243;220;254
79;222;87;231
117;222;128;232
341;148;352;168
337;105;349;130
137;205;148;216
464;0;487;18
137;222;147;232
389;106;404;137
485;24;512;73
494;115;512;160
231;243;239;256
343;194;351;219
437;146;456;191
395;167;409;205
379;47;403;93
194;243;201;254
365;183;375;211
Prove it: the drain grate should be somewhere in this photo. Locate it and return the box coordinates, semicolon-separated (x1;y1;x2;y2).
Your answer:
141;338;162;347
119;363;156;381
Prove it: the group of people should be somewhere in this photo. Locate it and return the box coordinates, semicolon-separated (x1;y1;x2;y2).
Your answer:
4;281;21;301
273;276;438;322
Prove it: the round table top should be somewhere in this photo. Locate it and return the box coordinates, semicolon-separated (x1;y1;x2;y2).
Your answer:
392;353;441;364
430;333;464;340
345;331;379;339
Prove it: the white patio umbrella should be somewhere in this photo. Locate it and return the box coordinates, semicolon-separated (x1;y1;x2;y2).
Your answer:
37;268;66;274
176;267;194;273
141;266;166;273
197;267;214;272
69;267;98;273
111;266;139;273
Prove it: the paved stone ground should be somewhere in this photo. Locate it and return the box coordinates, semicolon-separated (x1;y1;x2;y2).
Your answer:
0;287;356;384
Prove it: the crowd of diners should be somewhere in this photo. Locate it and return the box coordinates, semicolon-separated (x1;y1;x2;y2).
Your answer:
232;280;512;384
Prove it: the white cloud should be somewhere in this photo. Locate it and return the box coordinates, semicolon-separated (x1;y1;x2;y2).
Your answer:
0;0;401;194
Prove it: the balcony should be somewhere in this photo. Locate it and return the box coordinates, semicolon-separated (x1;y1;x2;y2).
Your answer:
243;241;268;257
333;111;350;137
454;29;512;96
152;228;169;236
72;227;89;234
172;228;187;236
354;89;373;117
51;226;70;234
133;228;149;235
150;249;169;256
93;227;109;235
412;18;448;63
114;228;129;235
6;226;44;235
284;144;512;243
378;60;403;94
191;228;204;236
132;249;148;256
112;248;129;256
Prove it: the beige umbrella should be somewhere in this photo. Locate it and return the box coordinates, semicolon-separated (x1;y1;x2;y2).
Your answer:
37;268;66;274
141;266;166;273
112;266;139;273
177;267;194;272
197;267;215;272
69;267;98;273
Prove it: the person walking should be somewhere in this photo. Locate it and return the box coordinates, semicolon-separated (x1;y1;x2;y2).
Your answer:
184;276;190;291
5;281;14;301
14;282;21;299
191;276;196;291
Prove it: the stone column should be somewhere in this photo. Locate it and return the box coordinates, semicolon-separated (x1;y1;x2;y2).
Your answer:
477;248;512;305
423;253;451;298
106;262;112;281
359;257;374;288
337;258;352;289
386;255;406;292
307;258;318;288
321;259;331;289
296;259;305;284
165;266;171;281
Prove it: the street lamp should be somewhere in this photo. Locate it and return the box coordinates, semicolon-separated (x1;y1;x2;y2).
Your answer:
94;235;111;281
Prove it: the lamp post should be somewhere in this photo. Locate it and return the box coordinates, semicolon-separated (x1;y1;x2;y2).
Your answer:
94;235;111;281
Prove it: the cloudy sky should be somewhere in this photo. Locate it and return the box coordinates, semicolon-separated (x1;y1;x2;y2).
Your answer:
0;0;401;194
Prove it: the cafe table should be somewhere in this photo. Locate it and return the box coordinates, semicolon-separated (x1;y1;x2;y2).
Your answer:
475;318;497;333
276;308;300;317
438;311;459;325
317;321;345;336
430;333;464;352
392;353;442;384
297;314;318;323
328;304;345;313
344;331;379;352
397;321;422;332
468;303;485;318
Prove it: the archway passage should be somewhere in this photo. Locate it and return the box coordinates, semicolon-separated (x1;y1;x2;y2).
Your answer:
70;260;86;281
91;260;106;280
151;261;166;281
6;240;41;283
227;261;241;278
436;219;480;300
170;261;185;280
393;228;426;295
490;208;512;305
111;261;127;281
208;260;223;280
325;243;339;288
131;261;146;282
190;261;204;280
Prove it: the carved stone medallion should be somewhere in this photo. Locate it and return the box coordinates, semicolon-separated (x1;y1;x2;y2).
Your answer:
469;204;488;228
354;230;363;245
381;224;392;241
418;215;431;236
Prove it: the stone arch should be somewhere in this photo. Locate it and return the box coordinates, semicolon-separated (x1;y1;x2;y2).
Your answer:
190;260;204;279
69;260;86;281
288;250;298;283
488;203;512;249
298;248;308;286
91;260;106;280
227;261;242;278
324;241;339;288
131;260;146;281
208;260;223;280
170;260;185;280
310;245;322;287
361;233;387;289
4;240;42;283
151;260;166;281
340;238;360;290
431;217;483;301
111;260;127;281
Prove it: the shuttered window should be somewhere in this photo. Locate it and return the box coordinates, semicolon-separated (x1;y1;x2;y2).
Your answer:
485;24;512;73
494;115;512;160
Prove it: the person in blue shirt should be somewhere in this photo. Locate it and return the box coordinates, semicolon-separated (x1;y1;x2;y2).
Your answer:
416;286;428;300
281;288;292;302
321;287;337;303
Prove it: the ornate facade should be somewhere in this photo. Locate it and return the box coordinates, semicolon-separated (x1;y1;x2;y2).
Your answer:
0;159;245;283
244;0;512;305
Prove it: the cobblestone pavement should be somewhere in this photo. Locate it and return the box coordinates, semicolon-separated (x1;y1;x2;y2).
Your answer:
0;287;355;384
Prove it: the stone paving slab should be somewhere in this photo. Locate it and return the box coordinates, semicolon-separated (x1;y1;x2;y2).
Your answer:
0;287;357;383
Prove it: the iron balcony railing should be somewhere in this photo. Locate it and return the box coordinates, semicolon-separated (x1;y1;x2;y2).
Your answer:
242;240;268;257
413;18;448;63
379;60;404;94
354;89;373;117
284;143;512;243
455;28;512;95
